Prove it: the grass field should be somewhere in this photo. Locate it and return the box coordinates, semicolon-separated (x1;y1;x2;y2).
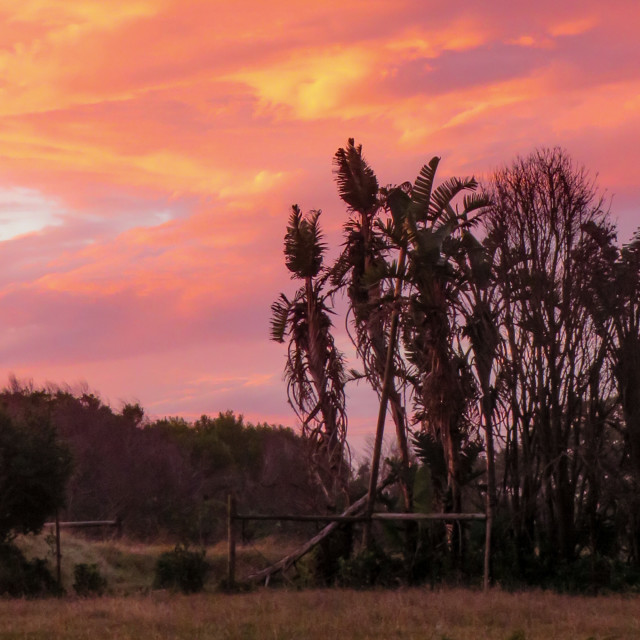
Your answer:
5;533;640;639
0;587;639;639
14;530;301;595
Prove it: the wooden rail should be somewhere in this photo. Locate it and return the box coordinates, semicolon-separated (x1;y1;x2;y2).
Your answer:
232;512;486;523
45;519;121;529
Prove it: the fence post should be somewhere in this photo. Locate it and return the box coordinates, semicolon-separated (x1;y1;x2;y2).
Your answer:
55;509;62;588
227;494;236;587
483;505;492;591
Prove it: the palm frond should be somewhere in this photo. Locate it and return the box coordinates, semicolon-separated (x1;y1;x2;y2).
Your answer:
284;205;325;278
333;138;379;215
429;177;478;222
270;293;293;343
387;186;412;236
462;192;492;216
408;157;440;222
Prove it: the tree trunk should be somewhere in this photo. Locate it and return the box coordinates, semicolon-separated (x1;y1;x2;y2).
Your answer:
363;249;406;546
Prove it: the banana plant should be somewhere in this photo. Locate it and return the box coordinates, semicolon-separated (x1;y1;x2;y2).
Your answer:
271;205;348;503
331;139;412;510
387;159;491;518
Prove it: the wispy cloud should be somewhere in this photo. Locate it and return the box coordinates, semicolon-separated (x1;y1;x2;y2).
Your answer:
0;0;637;440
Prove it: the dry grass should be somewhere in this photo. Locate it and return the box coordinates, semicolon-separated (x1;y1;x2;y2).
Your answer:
14;531;304;595
7;534;640;638
0;588;638;639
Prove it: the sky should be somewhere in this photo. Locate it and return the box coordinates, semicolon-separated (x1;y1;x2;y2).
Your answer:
0;0;638;451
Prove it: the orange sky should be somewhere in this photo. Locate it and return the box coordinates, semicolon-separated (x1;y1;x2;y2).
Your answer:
0;0;638;451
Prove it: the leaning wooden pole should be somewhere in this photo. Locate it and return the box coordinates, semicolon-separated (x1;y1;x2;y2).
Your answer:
247;479;394;585
363;249;406;548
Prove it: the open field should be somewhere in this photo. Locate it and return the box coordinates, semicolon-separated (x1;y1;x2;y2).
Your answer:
0;587;639;639
7;533;640;639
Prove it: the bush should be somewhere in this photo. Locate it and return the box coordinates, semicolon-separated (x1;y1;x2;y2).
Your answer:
0;409;73;542
310;525;353;585
337;547;404;588
73;563;107;596
0;543;60;597
153;544;209;593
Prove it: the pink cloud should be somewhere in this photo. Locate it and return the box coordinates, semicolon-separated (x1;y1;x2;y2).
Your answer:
0;0;637;449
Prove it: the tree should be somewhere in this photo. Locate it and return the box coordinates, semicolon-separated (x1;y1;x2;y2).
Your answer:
485;148;613;564
389;158;490;517
454;232;500;586
331;139;412;510
0;410;72;542
577;223;640;561
271;205;349;503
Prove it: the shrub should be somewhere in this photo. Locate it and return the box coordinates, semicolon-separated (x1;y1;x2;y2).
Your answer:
0;543;60;597
73;563;107;596
337;547;404;588
153;544;209;593
310;525;353;585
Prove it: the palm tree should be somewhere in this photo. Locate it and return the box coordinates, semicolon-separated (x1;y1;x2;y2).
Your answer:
331;139;413;509
359;154;489;536
271;206;348;503
390;161;490;518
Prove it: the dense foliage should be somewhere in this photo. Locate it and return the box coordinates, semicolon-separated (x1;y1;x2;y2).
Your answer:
0;380;322;542
273;143;640;591
0;406;72;542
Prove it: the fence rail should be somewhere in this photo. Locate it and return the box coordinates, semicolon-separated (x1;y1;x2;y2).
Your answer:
233;512;485;523
45;519;121;529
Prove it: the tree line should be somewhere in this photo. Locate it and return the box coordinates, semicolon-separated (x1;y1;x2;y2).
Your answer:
272;142;640;588
0;379;325;545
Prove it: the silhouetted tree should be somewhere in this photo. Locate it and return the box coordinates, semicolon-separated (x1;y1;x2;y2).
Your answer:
271;206;349;504
331;138;412;510
0;408;72;542
486;148;613;564
390;157;490;516
576;223;640;561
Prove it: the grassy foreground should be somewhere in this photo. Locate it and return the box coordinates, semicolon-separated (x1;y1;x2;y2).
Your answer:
6;533;640;639
0;588;639;639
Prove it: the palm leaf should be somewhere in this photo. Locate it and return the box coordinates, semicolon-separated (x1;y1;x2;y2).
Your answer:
284;205;325;278
429;177;478;221
270;293;293;343
387;186;412;236
462;192;492;216
333;138;379;214
408;156;440;222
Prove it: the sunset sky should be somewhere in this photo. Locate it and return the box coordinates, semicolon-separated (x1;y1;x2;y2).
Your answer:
0;0;638;450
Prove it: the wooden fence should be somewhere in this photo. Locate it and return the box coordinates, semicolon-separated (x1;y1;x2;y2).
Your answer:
45;515;122;587
226;495;489;588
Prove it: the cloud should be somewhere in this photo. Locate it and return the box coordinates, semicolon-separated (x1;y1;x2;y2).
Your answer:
0;187;65;241
0;0;638;449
